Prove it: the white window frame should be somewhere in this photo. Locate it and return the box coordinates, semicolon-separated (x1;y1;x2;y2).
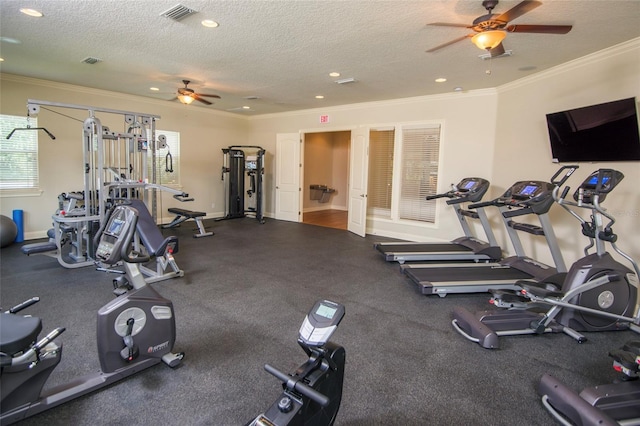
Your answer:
0;114;41;196
367;121;443;225
150;130;180;187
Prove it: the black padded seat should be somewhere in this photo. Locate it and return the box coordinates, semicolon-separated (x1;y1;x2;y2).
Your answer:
128;200;179;256
0;314;42;355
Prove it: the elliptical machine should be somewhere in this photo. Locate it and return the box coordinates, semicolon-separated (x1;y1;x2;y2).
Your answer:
538;339;640;425
0;204;184;425
248;300;346;426
452;169;640;349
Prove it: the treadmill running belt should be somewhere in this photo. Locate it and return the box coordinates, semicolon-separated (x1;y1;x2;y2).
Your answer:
405;266;531;283
378;243;471;253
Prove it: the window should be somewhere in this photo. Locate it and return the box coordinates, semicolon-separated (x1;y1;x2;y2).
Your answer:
367;128;395;218
0;114;39;190
398;125;440;223
366;123;441;224
149;130;180;186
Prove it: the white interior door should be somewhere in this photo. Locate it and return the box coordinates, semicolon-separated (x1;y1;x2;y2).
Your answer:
275;133;301;222
348;127;369;236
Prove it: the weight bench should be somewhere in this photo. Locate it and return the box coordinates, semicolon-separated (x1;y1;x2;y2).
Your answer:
21;228;58;256
128;200;184;283
163;208;213;238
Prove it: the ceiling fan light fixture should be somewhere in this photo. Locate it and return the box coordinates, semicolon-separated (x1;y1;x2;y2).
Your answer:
177;94;195;105
471;30;506;50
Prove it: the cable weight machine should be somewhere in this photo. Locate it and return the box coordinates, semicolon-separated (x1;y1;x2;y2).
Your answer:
217;146;265;224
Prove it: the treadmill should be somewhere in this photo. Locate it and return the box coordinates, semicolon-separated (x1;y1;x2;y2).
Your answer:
400;166;578;297
374;177;502;264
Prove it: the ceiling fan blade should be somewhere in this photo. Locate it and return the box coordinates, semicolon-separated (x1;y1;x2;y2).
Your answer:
193;94;213;105
489;42;506;57
494;0;542;23
426;34;473;52
427;22;472;28
506;24;572;34
197;93;221;99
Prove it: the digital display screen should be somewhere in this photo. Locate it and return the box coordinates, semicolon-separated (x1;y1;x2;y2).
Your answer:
519;185;538;196
463;181;475;190
587;175;610;186
316;304;337;319
107;218;125;235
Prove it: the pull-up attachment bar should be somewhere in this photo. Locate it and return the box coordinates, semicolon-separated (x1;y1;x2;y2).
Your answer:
6;126;56;140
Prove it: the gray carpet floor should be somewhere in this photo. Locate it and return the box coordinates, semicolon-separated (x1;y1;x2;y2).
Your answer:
0;217;636;425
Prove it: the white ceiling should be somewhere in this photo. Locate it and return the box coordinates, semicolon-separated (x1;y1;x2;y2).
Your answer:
1;0;639;116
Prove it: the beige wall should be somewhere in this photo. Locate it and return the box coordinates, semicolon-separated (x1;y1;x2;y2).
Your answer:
249;91;498;242
0;75;249;238
493;39;640;267
1;38;638;270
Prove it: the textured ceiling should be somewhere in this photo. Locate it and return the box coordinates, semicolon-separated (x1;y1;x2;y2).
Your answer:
1;0;639;116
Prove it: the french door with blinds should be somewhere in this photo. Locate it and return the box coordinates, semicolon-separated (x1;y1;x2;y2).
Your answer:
367;123;442;224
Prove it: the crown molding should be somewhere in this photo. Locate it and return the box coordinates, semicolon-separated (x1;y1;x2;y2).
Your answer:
0;73;245;120
496;37;640;94
248;88;498;121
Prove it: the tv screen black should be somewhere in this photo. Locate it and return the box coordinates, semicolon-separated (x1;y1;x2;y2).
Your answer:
546;97;640;162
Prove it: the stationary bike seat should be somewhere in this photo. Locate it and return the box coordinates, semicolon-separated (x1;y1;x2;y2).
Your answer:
0;313;42;355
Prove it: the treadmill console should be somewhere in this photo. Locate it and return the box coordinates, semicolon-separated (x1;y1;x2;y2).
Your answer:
574;169;624;204
298;300;345;347
503;181;554;203
446;177;490;204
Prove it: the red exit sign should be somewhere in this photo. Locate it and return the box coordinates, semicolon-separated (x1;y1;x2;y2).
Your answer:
319;115;330;123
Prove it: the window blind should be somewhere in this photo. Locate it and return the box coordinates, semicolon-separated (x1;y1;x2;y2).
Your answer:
399;125;440;223
0;115;39;189
367;128;395;217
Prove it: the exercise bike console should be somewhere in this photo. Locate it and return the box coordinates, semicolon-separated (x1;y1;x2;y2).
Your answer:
249;300;346;426
298;300;345;347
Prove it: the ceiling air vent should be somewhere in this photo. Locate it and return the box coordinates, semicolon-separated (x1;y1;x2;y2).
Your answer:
81;57;102;64
160;4;197;21
335;77;356;85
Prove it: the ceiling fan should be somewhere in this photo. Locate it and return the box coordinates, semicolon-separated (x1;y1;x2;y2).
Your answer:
175;80;221;105
426;0;572;57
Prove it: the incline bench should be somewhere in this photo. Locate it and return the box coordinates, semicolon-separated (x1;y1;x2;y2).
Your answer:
163;208;213;238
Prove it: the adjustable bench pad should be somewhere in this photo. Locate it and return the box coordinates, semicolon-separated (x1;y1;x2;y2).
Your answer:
167;208;206;218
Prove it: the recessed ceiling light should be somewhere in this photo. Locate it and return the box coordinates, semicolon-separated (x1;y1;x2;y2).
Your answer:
329;72;340;77
201;19;219;28
435;77;447;83
150;87;160;91
454;87;463;92
242;106;250;110
315;95;324;99
20;8;43;17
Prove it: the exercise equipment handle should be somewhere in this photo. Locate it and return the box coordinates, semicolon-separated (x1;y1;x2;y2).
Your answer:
7;297;40;314
467;200;495;210
425;193;451;201
173;194;194;202
264;364;330;407
6;327;66;368
550;165;579;186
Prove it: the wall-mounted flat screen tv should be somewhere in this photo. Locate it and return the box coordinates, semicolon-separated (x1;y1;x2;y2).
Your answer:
546;97;640;162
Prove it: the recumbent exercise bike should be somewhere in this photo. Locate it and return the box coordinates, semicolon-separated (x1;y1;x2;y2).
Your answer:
0;204;184;424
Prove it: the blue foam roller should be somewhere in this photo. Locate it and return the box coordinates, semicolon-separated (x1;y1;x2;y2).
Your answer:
12;209;24;243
